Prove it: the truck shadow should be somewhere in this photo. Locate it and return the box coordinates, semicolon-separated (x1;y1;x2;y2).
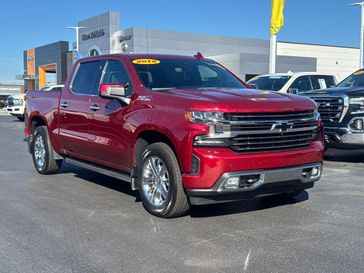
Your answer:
60;163;139;199
60;163;309;218
325;148;364;163
189;191;308;218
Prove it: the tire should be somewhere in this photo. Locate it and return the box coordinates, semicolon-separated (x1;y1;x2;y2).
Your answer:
17;116;24;121
31;126;62;174
137;142;190;218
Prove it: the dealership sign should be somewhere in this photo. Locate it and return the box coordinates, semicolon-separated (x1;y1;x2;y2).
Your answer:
82;29;105;41
118;34;132;43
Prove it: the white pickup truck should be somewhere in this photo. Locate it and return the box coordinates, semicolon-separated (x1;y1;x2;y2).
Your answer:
247;72;337;94
7;85;63;121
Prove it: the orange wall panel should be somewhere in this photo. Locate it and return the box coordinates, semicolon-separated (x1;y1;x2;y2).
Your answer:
27;48;35;76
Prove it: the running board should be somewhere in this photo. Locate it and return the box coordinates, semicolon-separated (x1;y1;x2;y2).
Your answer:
65;158;132;183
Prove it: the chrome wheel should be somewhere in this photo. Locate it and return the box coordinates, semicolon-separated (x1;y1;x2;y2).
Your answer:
141;156;170;207
34;134;46;171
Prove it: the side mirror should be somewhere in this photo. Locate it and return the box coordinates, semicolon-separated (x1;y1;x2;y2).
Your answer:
100;83;128;98
288;88;299;94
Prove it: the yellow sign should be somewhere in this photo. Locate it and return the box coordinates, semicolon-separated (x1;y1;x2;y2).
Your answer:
132;59;160;65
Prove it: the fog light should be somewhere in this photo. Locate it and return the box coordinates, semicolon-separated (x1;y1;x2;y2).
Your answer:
302;166;321;179
353;119;363;131
240;174;261;188
311;167;320;177
223;177;240;189
349;118;364;132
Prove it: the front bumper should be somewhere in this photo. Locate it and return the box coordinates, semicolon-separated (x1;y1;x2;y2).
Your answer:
182;140;324;204
7;106;25;117
325;127;364;147
186;163;321;205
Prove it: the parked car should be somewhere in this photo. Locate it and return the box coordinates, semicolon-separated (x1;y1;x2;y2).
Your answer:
25;54;324;218
40;85;64;92
0;94;9;108
303;69;364;149
247;72;337;94
7;93;26;121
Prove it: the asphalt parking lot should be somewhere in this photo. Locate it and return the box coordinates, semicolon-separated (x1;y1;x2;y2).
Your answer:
0;115;363;273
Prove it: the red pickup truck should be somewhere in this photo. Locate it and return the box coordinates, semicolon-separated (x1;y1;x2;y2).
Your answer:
25;54;324;218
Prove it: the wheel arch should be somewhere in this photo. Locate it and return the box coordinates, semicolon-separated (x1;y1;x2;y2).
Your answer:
133;128;183;171
29;114;47;135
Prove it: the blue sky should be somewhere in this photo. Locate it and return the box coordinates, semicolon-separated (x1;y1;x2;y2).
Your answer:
0;0;361;83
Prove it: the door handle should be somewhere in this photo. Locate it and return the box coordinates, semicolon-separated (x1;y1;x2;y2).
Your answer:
60;102;69;108
89;104;100;111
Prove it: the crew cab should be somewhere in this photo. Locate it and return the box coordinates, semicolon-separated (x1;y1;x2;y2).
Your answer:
25;54;324;218
247;72;337;94
304;69;364;149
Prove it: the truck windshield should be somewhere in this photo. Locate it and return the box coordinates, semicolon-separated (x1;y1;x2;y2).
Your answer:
131;58;245;90
337;71;364;88
247;76;291;91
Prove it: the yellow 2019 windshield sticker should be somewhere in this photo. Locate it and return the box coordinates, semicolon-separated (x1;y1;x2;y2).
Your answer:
354;70;364;75
132;59;160;65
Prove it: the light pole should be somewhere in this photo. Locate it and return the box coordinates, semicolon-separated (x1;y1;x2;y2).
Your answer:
350;2;364;68
67;26;86;52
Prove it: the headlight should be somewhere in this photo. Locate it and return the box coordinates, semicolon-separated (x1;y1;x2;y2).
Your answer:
186;111;224;123
349;97;364;105
19;99;24;106
349;97;364;114
313;108;320;120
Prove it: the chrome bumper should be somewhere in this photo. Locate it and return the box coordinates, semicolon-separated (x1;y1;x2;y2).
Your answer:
325;127;364;145
186;163;322;205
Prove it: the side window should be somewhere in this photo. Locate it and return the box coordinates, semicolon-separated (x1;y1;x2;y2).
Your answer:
101;60;132;96
52;87;62;92
310;75;336;90
71;61;105;95
198;65;218;81
290;76;312;92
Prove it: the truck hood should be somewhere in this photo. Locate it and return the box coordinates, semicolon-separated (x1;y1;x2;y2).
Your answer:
302;87;364;97
162;88;317;112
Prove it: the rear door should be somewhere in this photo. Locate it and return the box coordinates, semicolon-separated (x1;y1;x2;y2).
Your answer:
87;59;134;172
58;60;105;159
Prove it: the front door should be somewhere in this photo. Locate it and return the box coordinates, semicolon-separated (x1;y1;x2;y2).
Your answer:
87;59;134;172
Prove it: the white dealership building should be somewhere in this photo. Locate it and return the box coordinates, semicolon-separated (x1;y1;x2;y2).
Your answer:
77;12;359;82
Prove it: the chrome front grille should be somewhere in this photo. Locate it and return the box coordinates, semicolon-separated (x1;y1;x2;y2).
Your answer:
224;110;315;121
199;110;319;153
309;97;344;122
7;98;14;106
229;130;318;152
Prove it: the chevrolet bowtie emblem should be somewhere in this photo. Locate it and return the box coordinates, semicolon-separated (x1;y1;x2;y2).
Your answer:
271;122;294;132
